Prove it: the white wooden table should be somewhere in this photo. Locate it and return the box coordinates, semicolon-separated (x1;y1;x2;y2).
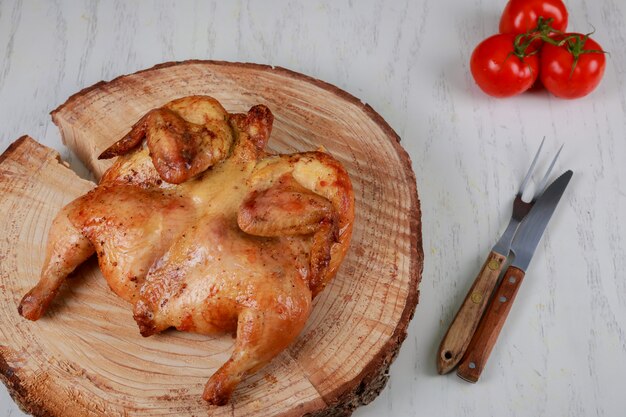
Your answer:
1;1;625;416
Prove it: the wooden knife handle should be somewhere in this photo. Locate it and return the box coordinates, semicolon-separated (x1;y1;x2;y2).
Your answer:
456;266;526;382
437;251;506;374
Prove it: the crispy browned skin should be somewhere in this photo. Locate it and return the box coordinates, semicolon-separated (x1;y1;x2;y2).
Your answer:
18;96;354;405
98;96;235;184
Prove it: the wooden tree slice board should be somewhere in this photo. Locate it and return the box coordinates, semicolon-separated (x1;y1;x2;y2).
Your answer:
0;61;423;416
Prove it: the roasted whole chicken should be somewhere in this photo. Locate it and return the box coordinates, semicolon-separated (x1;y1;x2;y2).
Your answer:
18;96;354;405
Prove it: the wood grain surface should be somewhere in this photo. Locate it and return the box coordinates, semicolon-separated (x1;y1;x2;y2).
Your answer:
0;61;422;416
437;250;506;374
457;266;527;383
1;1;626;416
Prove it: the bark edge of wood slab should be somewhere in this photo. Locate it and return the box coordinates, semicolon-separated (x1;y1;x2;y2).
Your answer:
1;61;422;417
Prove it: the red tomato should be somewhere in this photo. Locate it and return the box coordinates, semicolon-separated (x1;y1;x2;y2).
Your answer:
470;34;540;98
540;34;606;99
500;0;568;34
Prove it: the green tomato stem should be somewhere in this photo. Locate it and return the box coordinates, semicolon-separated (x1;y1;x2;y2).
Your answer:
511;18;608;78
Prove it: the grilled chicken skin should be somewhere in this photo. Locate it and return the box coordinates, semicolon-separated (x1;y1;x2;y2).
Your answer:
18;96;354;405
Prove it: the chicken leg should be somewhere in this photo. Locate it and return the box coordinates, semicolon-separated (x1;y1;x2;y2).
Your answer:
203;301;310;405
18;202;95;320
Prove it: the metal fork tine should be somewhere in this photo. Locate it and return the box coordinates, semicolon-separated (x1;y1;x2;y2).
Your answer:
518;137;545;195
535;144;564;197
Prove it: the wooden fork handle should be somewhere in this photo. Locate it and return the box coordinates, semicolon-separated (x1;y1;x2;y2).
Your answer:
456;266;526;383
437;250;506;374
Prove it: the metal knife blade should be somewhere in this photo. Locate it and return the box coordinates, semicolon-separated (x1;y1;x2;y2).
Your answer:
510;170;573;272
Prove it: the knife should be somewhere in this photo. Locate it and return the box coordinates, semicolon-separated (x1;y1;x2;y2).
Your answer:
457;170;573;382
437;139;563;375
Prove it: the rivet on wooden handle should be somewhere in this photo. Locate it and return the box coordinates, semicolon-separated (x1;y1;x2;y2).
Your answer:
456;266;526;383
437;250;506;374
